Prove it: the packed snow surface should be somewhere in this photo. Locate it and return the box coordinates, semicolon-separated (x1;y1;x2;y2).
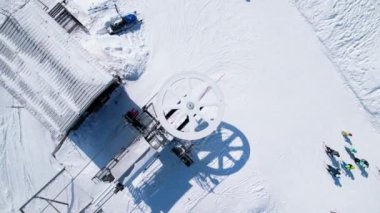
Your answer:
1;0;380;212
295;0;380;131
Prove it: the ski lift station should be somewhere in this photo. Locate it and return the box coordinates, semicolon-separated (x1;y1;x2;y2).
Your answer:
0;1;226;212
0;1;118;140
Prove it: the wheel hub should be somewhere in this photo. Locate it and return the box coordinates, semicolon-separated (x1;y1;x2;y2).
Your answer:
186;101;195;110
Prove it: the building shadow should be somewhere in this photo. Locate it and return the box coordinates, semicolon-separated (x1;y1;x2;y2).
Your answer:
67;87;142;169
59;86;250;212
124;122;251;212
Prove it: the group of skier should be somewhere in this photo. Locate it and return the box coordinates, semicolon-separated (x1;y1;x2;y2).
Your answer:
325;131;369;178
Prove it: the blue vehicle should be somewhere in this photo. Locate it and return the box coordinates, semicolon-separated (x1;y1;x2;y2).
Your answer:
107;14;140;35
107;5;142;35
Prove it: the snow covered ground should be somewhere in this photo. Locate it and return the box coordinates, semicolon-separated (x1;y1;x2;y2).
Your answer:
1;0;380;212
0;87;57;212
70;0;149;81
295;0;380;131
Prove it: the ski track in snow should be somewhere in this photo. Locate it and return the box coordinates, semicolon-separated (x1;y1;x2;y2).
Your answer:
295;0;380;131
0;88;56;212
0;96;30;212
189;173;276;213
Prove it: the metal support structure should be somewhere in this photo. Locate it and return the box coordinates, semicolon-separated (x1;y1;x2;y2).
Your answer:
19;168;66;213
35;196;69;206
36;197;63;213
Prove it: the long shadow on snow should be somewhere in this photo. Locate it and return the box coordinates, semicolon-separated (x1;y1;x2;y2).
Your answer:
340;162;355;180
125;122;251;213
68;87;141;169
328;154;340;168
116;21;142;36
325;168;342;187
343;135;352;145
331;175;342;187
357;164;369;178
345;147;355;160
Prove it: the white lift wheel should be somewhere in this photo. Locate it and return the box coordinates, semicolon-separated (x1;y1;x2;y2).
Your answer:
155;73;225;140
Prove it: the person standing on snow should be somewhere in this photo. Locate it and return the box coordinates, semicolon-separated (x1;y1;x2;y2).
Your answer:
361;159;369;168
341;161;355;171
354;158;369;168
345;163;355;170
326;164;341;177
354;157;360;164
346;146;357;154
341;131;353;137
325;145;340;158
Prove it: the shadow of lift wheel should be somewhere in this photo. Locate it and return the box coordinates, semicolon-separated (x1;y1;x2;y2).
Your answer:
196;123;250;176
155;72;225;141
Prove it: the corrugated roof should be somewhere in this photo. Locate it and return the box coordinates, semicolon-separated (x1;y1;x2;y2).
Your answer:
0;1;114;138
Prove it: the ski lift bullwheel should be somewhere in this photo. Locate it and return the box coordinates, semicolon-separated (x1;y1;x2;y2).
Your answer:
156;73;225;141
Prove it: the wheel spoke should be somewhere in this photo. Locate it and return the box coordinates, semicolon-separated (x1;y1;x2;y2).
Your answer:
218;155;224;169
198;111;213;124
225;153;236;162
187;114;197;132
162;103;181;111
198;85;211;101
229;146;243;151
199;101;220;108
224;133;237;145
172;110;187;128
